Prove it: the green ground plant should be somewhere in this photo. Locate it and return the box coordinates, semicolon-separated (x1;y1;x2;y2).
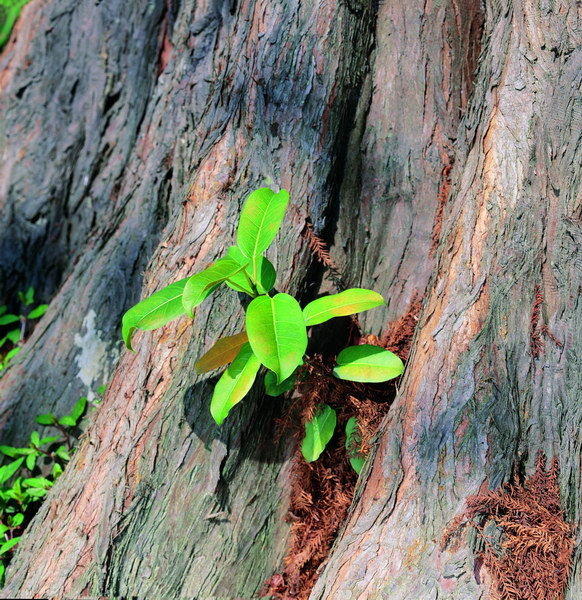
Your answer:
0;287;48;373
0;396;91;584
122;188;405;467
0;0;32;49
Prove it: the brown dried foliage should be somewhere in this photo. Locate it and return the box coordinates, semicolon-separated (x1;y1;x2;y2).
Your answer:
530;285;544;358
442;455;574;600
263;234;424;599
301;221;345;291
263;357;394;600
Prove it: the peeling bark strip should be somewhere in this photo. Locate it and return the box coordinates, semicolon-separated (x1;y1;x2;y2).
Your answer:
311;1;581;599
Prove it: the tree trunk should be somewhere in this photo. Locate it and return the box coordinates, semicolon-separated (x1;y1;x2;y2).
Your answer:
0;0;579;599
312;1;581;599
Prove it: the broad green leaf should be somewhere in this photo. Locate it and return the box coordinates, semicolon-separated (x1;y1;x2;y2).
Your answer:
0;537;20;556
38;436;60;446
182;258;248;315
246;293;307;383
58;416;76;427
301;405;337;463
25;453;36;471
236;187;289;264
254;257;276;294
264;370;296;396
303;288;385;326
30;431;40;446
0;315;19;326
27;304;48;319
333;344;404;383
0;524;8;536
4;347;21;361
24;488;47;498
0;446;33;457
35;414;56;426
210;343;261;425
0;458;24;485
225;246;277;295
345;417;365;474
9;513;24;527
52;463;63;478
225;246;257;296
6;329;21;344
55;446;70;461
23;477;52;488
69;396;87;423
195;331;249;373
122;277;190;351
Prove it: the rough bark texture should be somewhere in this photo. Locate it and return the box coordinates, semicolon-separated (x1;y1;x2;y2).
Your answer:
311;1;581;598
0;0;579;598
1;0;380;596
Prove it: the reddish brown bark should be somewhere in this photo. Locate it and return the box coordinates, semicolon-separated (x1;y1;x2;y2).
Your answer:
0;0;578;598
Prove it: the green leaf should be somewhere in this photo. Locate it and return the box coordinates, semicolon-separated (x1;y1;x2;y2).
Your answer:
30;431;40;446
0;537;20;556
52;462;63;478
0;315;19;326
0;446;33;457
0;458;24;485
195;331;249;373
301;405;337;463
210;343;261;425
23;477;52;489
121;277;190;351
0;524;9;536
25;453;36;471
35;414;56;426
4;347;21;361
0;306;6;316
254;257;276;294
182;258;248;315
236;188;289;267
96;385;106;396
264;370;296;396
303;288;385;326
246;293;307;383
58;416;76;427
27;304;48;319
333;344;404;383
6;329;21;344
9;513;24;527
18;286;35;306
224;246;257;296
55;446;70;461
24;488;47;499
69;396;87;423
345;417;365;474
38;436;60;446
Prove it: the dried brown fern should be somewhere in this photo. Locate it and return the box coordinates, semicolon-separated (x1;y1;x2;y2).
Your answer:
443;454;574;600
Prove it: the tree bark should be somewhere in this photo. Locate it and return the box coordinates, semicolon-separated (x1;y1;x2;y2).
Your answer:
312;1;581;599
0;0;579;598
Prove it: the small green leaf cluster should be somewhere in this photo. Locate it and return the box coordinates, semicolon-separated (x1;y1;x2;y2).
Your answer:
0;0;33;49
122;188;405;469
0;286;48;373
0;395;90;584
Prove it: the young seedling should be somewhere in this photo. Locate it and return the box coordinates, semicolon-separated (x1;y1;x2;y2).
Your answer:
0;395;89;584
122;188;404;467
0;286;48;373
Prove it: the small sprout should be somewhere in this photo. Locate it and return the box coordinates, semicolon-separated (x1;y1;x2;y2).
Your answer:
120;187;406;466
